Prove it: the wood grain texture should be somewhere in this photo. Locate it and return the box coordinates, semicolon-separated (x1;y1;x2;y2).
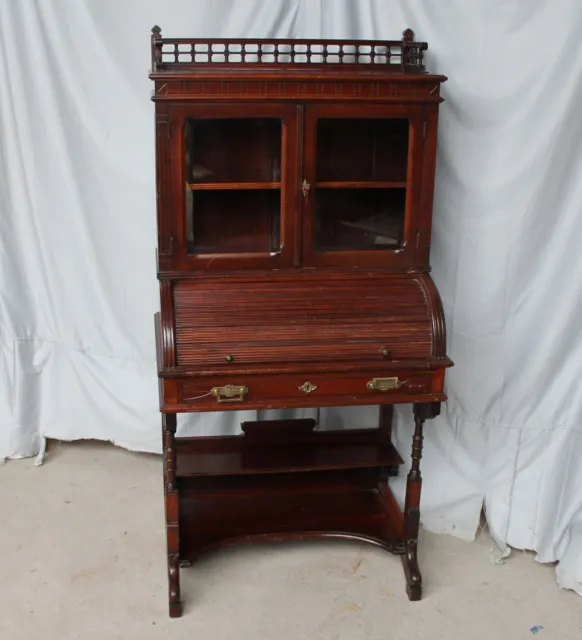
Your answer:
155;110;173;271
188;181;281;190
174;370;442;413
178;489;406;560
159;281;176;369
174;428;403;477
417;103;440;264
401;401;441;600
152;79;444;103
170;103;299;272
180;467;381;497
316;181;407;189
150;32;429;74
162;413;181;617
417;273;448;358
151;26;451;615
173;273;436;368
300;103;428;269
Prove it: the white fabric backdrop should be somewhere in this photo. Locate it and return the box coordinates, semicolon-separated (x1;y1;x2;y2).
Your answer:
2;0;582;594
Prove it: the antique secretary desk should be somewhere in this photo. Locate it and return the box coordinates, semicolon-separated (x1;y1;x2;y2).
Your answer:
150;26;451;617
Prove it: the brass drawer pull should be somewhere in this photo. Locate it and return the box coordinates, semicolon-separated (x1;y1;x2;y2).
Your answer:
211;384;248;403
366;377;402;392
299;381;318;394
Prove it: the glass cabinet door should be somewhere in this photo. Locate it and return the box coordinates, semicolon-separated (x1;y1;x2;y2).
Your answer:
302;105;425;267
174;105;298;269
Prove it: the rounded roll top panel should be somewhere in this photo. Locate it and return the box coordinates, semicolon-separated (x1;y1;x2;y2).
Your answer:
171;272;445;370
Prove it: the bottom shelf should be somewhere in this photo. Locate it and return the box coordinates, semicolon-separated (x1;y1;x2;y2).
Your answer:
179;484;405;560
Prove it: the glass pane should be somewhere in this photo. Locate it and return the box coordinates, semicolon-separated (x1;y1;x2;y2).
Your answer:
316;118;409;183
186;189;280;254
314;117;409;253
184;117;283;255
315;188;405;251
185;118;282;184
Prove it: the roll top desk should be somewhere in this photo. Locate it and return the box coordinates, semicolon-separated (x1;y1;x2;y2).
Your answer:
150;26;451;617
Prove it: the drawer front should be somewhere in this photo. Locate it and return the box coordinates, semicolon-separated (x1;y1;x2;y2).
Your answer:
169;370;445;411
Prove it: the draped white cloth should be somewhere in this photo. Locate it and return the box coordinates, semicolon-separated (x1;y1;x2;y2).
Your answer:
2;0;582;594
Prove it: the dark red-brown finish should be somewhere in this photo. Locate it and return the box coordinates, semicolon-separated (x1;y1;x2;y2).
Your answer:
150;26;451;617
173;273;440;369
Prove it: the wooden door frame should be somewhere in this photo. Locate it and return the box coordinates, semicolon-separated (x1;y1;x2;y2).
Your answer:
300;103;426;269
168;103;300;271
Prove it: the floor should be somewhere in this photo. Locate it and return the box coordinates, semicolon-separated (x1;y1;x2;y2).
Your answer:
0;441;580;640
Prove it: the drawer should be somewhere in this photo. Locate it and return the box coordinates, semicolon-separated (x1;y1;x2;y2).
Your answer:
166;370;445;412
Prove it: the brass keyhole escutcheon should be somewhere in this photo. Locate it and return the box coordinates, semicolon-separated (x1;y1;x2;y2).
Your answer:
299;381;318;394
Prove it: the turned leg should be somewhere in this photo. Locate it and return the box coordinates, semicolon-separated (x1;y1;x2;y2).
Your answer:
401;402;440;601
163;413;182;618
379;405;399;476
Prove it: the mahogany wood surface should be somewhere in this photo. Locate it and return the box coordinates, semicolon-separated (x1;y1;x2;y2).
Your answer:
188;182;281;190
174;428;403;477
316;181;407;189
178;488;405;560
173;273;438;368
174;369;444;412
150;26;451;617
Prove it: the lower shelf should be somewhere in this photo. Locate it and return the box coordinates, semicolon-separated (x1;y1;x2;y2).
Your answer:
179;485;405;560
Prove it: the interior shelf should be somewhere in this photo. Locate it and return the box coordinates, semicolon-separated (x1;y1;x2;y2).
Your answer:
179;487;405;559
316;181;407;189
188;182;281;190
180;467;381;497
175;427;403;478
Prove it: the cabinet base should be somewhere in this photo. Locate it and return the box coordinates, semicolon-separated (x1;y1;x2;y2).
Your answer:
179;485;405;560
169;480;423;617
162;408;440;617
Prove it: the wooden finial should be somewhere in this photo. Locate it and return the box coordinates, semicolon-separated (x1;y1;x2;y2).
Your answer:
151;26;162;71
402;28;414;42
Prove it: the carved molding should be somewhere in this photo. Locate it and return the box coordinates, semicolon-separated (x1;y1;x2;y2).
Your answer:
159;281;177;369
153;80;442;101
155;112;173;259
416;274;447;358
